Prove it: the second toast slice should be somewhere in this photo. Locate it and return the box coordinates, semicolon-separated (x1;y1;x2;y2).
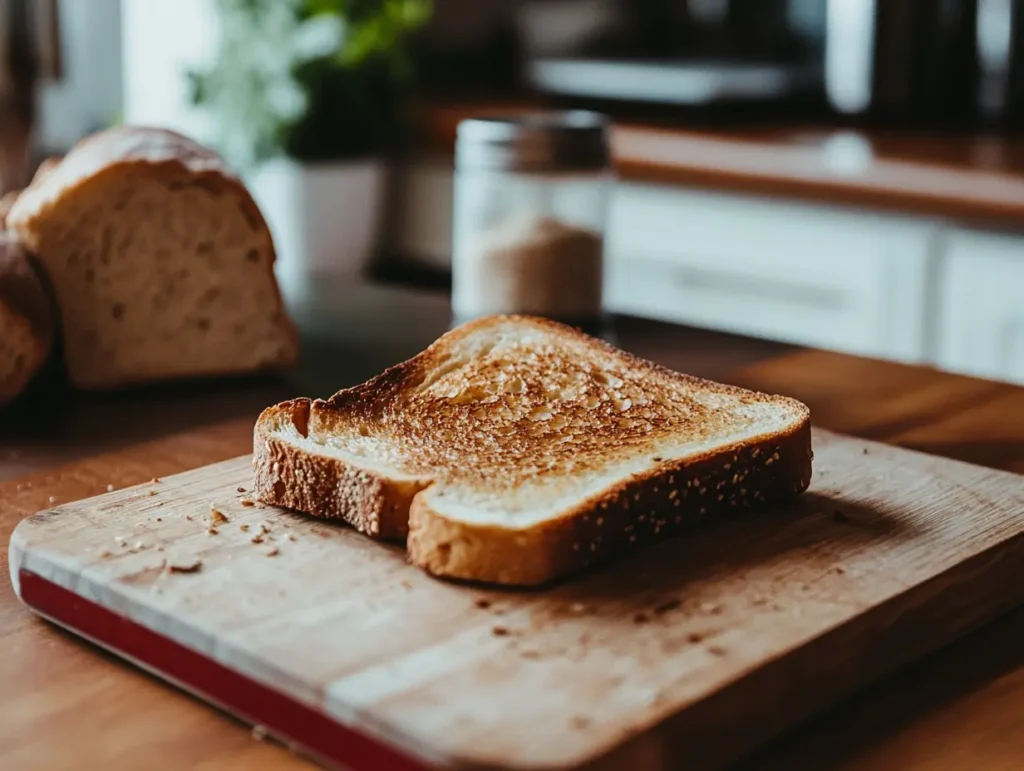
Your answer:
254;315;812;586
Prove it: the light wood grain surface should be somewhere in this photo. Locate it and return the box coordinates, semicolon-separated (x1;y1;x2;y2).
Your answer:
10;430;1024;770
2;284;1024;769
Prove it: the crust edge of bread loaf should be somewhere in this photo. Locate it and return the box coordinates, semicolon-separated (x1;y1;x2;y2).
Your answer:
251;315;814;586
0;236;56;405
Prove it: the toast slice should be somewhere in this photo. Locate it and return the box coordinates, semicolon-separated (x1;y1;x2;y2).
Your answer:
254;315;812;586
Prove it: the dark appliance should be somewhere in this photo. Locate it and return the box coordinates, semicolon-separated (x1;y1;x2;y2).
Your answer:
824;0;981;126
519;0;826;110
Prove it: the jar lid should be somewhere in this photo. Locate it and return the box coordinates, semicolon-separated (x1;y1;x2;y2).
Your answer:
455;111;611;172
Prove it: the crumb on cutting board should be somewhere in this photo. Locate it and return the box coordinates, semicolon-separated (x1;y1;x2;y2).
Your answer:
167;556;202;573
209;506;229;524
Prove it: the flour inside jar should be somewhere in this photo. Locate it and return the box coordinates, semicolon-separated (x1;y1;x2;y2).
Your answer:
453;212;604;320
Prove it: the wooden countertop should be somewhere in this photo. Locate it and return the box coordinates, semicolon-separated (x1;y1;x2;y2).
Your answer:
418;101;1024;228
2;284;1024;769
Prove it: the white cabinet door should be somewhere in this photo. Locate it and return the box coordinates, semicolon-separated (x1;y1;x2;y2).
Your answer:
937;231;1024;385
605;184;937;362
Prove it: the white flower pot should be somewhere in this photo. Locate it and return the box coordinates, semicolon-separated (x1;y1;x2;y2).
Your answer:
247;158;387;301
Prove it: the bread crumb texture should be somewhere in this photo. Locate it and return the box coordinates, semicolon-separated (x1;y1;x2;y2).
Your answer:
6;126;298;389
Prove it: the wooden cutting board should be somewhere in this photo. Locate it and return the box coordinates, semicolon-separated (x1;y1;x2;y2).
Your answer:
9;428;1024;771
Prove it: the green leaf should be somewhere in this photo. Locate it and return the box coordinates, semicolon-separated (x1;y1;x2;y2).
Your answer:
189;0;432;165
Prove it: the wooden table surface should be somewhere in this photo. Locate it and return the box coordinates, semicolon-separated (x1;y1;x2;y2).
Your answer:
2;284;1023;770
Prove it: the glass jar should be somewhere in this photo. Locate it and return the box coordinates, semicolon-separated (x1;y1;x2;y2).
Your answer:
451;111;614;339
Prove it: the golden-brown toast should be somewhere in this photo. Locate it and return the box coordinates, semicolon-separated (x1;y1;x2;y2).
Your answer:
254;315;812;586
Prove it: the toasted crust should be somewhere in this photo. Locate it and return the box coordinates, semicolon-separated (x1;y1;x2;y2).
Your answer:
407;419;812;585
254;398;430;540
253;315;813;586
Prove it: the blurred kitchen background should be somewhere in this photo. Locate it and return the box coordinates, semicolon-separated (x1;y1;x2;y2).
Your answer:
4;0;1024;385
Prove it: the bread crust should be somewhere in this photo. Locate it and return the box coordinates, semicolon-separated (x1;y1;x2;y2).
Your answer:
253;315;813;586
0;235;55;404
407;418;812;585
6;126;299;390
254;399;431;540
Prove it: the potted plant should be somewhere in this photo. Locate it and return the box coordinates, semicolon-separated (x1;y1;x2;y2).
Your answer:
189;0;432;294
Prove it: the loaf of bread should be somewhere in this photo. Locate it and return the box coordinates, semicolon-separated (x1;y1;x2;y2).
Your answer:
7;127;299;390
0;235;54;404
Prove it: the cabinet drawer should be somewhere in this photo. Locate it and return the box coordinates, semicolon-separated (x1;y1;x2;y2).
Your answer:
936;230;1024;385
605;183;936;360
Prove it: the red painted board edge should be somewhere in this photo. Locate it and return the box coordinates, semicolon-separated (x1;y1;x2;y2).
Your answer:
17;568;433;771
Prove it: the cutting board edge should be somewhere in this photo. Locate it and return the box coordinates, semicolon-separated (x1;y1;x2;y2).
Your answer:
8;527;468;771
13;566;457;771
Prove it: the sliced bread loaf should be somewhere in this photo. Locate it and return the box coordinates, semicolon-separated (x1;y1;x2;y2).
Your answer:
7;127;299;390
0;235;54;404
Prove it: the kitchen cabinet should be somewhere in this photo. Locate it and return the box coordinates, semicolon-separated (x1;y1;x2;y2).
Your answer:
604;184;937;362
936;230;1024;384
383;162;1024;385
